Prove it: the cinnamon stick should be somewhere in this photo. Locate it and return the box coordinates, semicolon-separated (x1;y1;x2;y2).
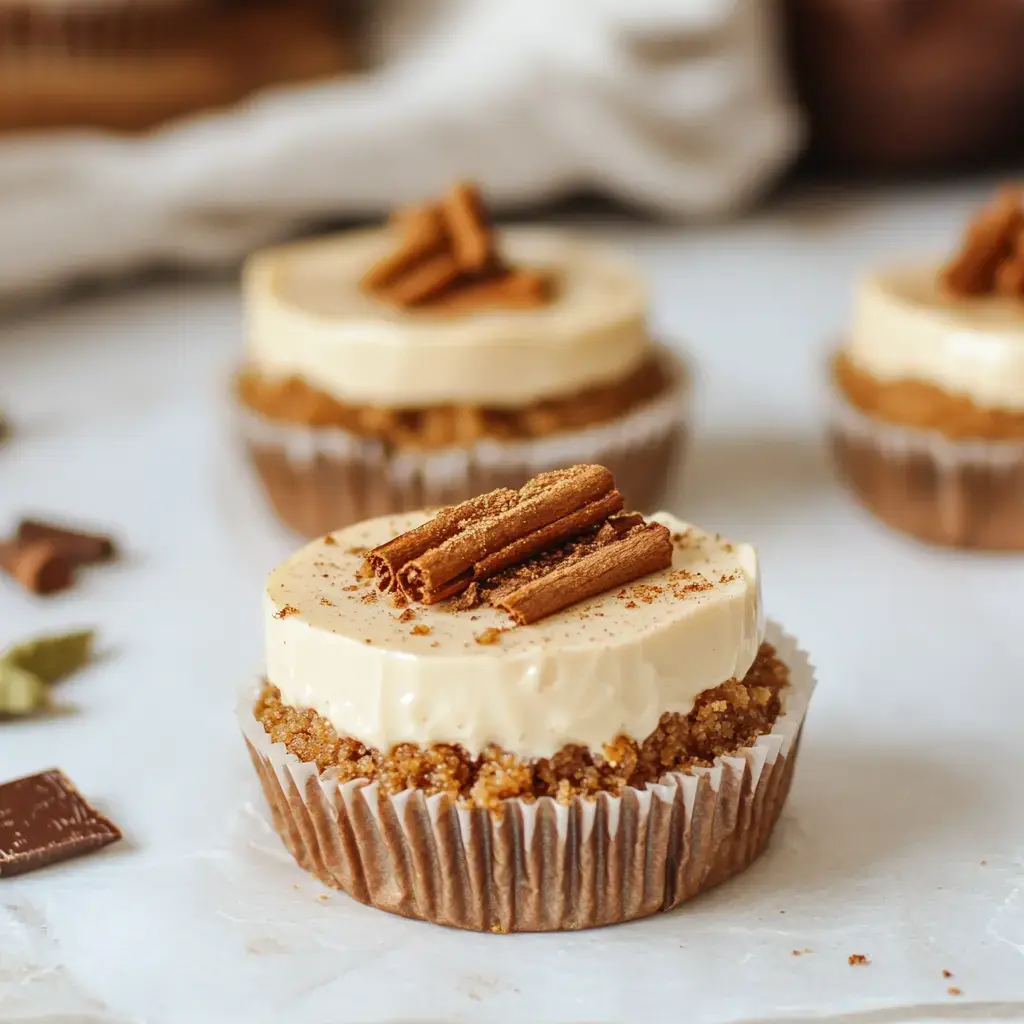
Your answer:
428;269;552;314
359;180;557;313
17;519;116;565
942;187;1024;296
360;206;447;293
399;465;615;603
381;250;462;307
472;490;624;582
442;181;493;272
0;540;74;596
366;488;519;591
496;522;673;625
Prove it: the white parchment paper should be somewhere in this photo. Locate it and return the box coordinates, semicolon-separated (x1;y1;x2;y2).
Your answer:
1;186;1023;1023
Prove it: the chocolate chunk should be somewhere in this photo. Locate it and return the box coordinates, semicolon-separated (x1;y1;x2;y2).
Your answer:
17;519;117;565
0;539;74;595
0;769;121;877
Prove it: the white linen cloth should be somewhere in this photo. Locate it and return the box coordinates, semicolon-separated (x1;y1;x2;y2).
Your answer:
0;0;801;301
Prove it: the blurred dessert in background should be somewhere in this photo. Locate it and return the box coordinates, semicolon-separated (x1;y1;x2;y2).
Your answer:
829;185;1024;549
235;182;689;536
0;0;360;134
786;0;1024;170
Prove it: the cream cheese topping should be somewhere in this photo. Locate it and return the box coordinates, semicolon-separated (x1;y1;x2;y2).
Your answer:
264;511;763;760
243;227;650;409
847;264;1024;412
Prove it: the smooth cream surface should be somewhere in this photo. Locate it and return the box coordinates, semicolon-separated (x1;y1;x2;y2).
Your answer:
264;511;763;760
847;265;1024;412
244;227;650;409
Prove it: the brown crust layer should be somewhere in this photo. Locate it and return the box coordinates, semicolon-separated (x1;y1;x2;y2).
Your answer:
833;351;1024;441
830;424;1024;550
236;355;671;446
254;642;788;810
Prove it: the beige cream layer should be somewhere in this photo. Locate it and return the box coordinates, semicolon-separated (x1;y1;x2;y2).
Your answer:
847;265;1024;412
243;227;650;409
264;511;763;760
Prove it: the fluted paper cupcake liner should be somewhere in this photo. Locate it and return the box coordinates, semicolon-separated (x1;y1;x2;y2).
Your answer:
829;378;1024;550
239;621;814;932
237;350;690;538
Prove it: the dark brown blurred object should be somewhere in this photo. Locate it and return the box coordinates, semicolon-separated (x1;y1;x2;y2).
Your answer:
0;0;360;135
786;0;1024;171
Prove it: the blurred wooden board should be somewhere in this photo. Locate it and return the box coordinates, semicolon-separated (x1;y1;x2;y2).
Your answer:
0;1;357;135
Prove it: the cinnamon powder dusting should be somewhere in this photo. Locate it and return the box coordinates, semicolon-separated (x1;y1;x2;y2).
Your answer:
362;465;673;626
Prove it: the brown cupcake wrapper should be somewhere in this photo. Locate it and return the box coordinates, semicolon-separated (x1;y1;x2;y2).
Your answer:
237;349;690;537
829;379;1024;551
239;621;814;933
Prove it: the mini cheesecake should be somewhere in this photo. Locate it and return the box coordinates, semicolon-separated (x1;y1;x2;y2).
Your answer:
241;465;814;932
830;186;1024;550
236;183;688;536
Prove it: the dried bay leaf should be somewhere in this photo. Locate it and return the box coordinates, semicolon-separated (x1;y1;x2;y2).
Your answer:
0;662;48;717
3;630;95;684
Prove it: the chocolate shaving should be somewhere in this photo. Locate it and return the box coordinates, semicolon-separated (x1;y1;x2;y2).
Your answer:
359;181;552;311
17;518;117;565
0;539;73;595
364;465;673;624
0;769;121;878
941;185;1024;298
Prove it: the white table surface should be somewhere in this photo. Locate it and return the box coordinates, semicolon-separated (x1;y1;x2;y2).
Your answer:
1;180;1023;1024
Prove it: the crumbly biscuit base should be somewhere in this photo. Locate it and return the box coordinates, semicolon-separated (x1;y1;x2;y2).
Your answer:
237;348;689;536
239;622;813;932
830;368;1024;550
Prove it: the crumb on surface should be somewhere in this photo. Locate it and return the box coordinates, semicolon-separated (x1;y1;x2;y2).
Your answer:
948;987;962;996
254;643;788;810
942;969;953;979
848;954;870;966
475;628;503;645
273;604;299;619
411;625;432;636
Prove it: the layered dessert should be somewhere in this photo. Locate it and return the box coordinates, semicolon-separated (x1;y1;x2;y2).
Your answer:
241;465;814;931
236;183;688;536
830;185;1024;549
0;0;354;134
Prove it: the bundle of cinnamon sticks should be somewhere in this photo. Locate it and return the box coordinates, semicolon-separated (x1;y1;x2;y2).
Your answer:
365;465;672;625
942;185;1024;299
359;181;552;312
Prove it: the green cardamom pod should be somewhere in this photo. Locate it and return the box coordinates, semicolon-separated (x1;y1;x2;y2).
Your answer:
0;661;49;717
3;630;95;684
